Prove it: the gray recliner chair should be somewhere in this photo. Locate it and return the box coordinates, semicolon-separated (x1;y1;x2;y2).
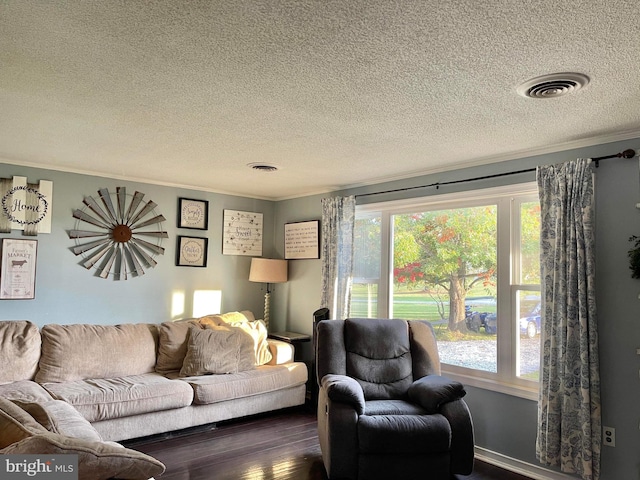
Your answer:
316;318;474;480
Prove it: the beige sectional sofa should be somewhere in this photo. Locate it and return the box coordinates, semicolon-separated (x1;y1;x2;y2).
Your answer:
0;312;308;442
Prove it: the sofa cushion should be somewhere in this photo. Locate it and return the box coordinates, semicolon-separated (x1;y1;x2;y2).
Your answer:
0;396;48;449
0;320;41;384
180;325;255;376
358;413;451;454
155;320;200;374
0;433;165;480
41;373;194;422
364;399;427;416
179;362;308;405
0;380;55;403
13;399;103;442
36;323;158;383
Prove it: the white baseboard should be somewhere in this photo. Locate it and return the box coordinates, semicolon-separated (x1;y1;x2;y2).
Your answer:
475;446;578;480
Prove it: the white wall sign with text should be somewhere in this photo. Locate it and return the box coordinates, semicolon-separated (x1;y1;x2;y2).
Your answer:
285;220;320;259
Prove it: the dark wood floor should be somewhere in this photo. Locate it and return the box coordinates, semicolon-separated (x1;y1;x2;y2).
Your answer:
125;407;533;480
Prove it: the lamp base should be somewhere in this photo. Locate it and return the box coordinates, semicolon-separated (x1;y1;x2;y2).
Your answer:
263;291;271;330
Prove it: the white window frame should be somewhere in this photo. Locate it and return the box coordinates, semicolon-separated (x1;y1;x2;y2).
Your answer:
355;182;540;400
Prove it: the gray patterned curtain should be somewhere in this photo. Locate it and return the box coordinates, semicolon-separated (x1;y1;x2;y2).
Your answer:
320;195;356;320
536;158;601;480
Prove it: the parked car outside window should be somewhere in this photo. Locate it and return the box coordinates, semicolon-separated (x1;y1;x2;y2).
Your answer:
465;302;541;338
519;303;541;338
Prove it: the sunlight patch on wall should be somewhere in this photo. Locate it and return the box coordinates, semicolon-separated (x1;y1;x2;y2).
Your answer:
171;291;185;318
193;290;222;317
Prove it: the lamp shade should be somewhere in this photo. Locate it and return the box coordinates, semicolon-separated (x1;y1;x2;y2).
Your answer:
249;258;288;283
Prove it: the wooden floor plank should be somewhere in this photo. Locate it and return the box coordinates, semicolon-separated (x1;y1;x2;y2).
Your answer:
125;407;532;480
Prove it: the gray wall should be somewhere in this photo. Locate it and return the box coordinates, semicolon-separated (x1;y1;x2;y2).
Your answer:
0;162;277;327
274;138;640;480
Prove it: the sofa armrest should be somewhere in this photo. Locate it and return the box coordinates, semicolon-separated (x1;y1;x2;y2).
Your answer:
321;374;365;415
266;339;294;365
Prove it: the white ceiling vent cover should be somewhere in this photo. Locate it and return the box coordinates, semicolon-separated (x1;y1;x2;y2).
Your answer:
517;73;590;99
247;162;279;172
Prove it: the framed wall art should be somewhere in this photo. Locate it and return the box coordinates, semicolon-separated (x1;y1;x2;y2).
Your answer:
178;197;209;230
285;220;320;259
222;210;263;256
1;176;53;234
0;238;38;299
176;235;208;267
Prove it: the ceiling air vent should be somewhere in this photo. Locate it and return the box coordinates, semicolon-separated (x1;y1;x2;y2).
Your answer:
517;73;589;99
247;163;279;172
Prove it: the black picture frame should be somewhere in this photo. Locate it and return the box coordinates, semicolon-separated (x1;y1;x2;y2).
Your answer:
178;197;209;230
176;235;208;267
284;220;320;259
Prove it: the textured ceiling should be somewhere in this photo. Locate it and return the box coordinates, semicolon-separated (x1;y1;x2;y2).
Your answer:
1;1;640;200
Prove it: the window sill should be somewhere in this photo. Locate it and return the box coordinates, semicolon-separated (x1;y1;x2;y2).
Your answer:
441;367;539;401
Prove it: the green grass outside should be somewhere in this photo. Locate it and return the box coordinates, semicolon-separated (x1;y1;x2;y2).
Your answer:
350;284;496;320
350;284;497;341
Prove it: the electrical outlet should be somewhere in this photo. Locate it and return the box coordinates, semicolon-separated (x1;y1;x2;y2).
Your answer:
603;426;616;447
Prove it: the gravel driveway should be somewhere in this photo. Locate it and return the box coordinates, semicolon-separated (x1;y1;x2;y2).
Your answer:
437;337;541;375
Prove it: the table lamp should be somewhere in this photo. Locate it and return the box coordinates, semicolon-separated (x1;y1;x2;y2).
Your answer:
249;258;288;330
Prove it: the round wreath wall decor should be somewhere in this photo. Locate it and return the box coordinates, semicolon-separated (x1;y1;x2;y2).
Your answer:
1;185;49;226
68;187;168;280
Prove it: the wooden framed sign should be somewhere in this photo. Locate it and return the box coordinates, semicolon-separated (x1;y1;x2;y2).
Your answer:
0;238;38;299
285;220;320;259
222;210;263;256
178;197;209;230
176;236;208;267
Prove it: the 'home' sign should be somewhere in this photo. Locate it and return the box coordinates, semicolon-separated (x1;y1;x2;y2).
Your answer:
0;176;53;235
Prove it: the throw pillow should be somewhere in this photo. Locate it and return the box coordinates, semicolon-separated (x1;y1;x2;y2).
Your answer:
156;320;201;373
0;396;47;449
0;433;165;480
197;315;225;329
12;399;103;442
225;320;273;365
198;310;255;326
180;325;255;376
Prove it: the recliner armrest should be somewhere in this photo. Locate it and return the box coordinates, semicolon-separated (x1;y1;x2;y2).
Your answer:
321;374;365;415
408;375;466;413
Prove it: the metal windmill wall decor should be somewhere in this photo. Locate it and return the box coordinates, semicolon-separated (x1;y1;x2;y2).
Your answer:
68;187;168;280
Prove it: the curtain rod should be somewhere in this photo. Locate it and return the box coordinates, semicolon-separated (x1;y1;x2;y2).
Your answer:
355;149;636;199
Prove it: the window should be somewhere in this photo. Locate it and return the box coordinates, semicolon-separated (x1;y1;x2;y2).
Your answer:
352;183;541;398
